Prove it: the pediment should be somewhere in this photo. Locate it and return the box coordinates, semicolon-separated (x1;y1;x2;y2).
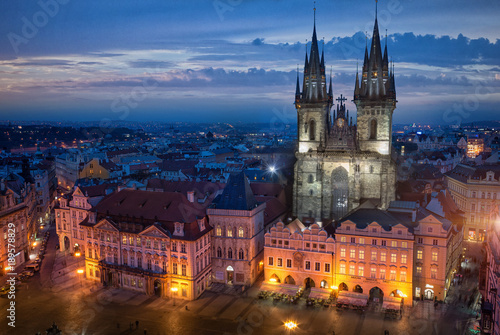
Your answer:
73;187;85;197
139;225;170;239
95;218;119;232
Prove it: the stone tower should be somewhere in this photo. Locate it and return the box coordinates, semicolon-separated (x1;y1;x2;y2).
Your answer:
293;8;397;223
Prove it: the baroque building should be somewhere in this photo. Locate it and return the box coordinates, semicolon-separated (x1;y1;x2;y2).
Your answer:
293;12;397;222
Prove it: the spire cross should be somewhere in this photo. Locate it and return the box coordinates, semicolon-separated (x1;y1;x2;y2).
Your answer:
314;1;316;23
336;94;347;105
375;0;378;18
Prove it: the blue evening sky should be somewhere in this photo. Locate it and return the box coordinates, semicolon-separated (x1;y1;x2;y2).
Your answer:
0;0;499;125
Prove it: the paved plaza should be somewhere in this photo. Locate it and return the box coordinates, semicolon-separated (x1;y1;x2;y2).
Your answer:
0;225;484;335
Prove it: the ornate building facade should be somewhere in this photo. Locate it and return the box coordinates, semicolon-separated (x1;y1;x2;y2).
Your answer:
293;13;397;222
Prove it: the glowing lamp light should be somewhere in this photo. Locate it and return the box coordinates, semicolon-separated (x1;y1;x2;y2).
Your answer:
284;321;298;330
32;242;37;247
75;252;81;257
331;286;338;290
269;166;276;173
171;287;178;293
5;266;12;271
269;278;277;282
77;269;84;274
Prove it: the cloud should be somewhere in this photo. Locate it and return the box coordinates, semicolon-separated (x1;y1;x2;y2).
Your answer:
128;60;174;69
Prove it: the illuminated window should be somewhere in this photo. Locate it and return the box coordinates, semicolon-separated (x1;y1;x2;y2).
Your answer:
350;249;356;258
431;268;437;279
349;264;355;275
380;252;386;262
359;250;365;260
390;269;396;281
340;263;346;274
238;227;244;238
400;271;406;282
216;226;221;236
371;251;377;261
340;248;346;258
432;251;438;262
417;250;423;260
391;253;397;263
401;254;407;264
358;266;364;277
380;268;386;279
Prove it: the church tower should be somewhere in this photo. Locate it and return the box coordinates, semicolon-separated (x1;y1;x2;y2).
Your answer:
295;8;330;154
354;10;397;155
293;4;397;223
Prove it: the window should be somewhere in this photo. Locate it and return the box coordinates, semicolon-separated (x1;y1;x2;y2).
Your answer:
173;263;178;275
346;226;350;231
359;238;365;244
381;240;386;246
182;264;187;276
268;257;273;266
380;268;386;279
370;119;377;139
380;252;387;262
433;239;438;246
349;264;355;275
401;242;407;248
153;241;158;250
161;242;166;251
428;227;433;233
391;253;397;263
417;238;423;244
416;266;422;276
315;262;320;271
216;226;221;236
181;244;186;253
358;266;364;277
147;259;152;270
359;250;365;260
417;250;423;260
400;271;407;282
371;251;377;261
325;263;331;273
401;254;407;264
286;259;292;268
372;239;377;245
309;119;316;141
129;236;134;245
228;248;233;259
471;204;475;211
308;174;314;183
351;237;356;243
390;269;396;281
350;249;356;258
340;248;346;258
392;241;397;247
305;261;311;270
431;268;437;279
217;247;222;258
370;267;376;279
238;227;244;238
340;263;346;274
163;261;167;273
239;249;245;260
227;227;233;237
340;236;346;242
432;251;438;262
277;258;283;267
146;239;151;248
137;237;142;247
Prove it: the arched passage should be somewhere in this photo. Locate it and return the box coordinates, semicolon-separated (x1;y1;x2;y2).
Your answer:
270;273;281;283
154;279;162;297
353;285;363;293
304;277;315;288
331;166;349;220
369;287;384;304
320;280;328;288
339;282;348;291
64;236;70;251
284;275;295;285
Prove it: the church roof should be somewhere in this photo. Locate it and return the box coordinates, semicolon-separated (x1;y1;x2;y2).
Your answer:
338;208;401;231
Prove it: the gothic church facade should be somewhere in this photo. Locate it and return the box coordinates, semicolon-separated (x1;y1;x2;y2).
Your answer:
293;13;397;222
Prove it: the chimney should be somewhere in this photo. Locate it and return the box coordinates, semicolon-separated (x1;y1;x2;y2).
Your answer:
187;191;195;203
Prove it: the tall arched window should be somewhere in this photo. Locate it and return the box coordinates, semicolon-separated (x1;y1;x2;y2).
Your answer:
309;119;316;141
238;227;244;238
308;174;314;183
227;226;233;237
228;248;233;259
216;226;221;236
370;119;377;139
217;247;222;258
238;249;244;260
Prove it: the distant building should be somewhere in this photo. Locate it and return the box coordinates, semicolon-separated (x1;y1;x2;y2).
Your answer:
445;164;500;241
467;137;485;159
79;158;123;180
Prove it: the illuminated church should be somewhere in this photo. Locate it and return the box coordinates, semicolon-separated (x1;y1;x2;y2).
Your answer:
293;9;397;222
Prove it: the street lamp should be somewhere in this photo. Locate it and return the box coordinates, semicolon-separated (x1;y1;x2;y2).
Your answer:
77;269;84;287
284;321;297;334
171;287;178;306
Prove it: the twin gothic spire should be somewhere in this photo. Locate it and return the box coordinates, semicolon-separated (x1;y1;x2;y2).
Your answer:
296;5;396;106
